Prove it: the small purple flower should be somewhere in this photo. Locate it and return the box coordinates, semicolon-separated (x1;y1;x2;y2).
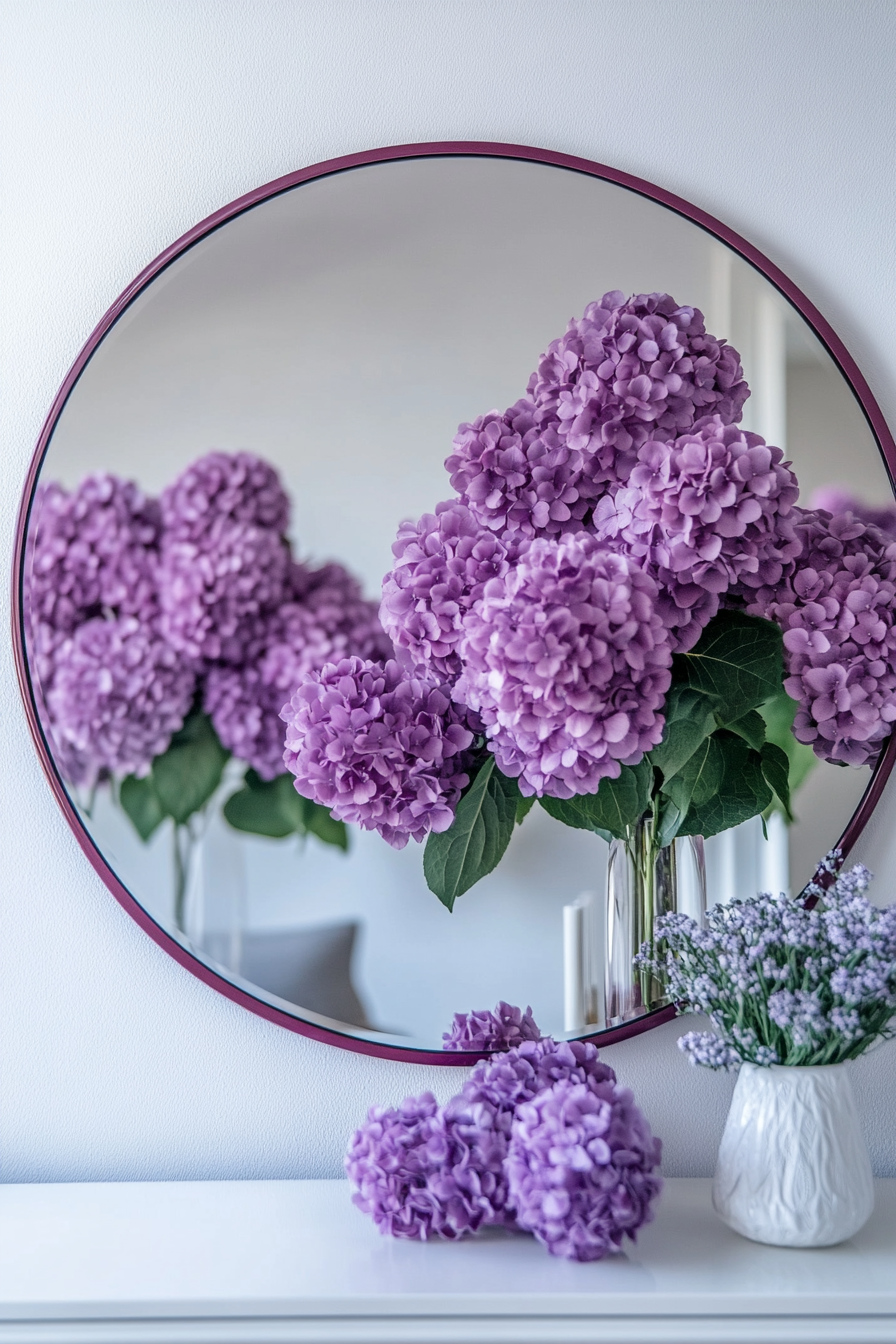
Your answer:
157;517;291;664
380;500;512;679
206;563;390;779
457;534;672;798
281;657;475;848
344;1092;506;1241
506;1076;663;1261
26;475;161;636
747;509;896;766
159;450;290;539
594;416;801;651
46;615;196;779
442;1002;542;1052
528;291;749;466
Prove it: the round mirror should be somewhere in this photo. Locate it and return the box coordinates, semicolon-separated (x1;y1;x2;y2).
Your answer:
14;144;896;1059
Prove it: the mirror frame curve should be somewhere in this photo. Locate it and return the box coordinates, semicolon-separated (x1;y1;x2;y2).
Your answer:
12;140;896;1064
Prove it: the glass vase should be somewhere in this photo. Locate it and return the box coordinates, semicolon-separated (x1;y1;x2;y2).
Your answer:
605;814;705;1025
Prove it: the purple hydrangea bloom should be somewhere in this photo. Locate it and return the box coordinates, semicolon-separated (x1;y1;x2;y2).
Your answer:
157;517;291;664
810;486;896;538
344;1092;507;1241
528;290;749;465
446;402;602;542
442;1002;542;1052
594;416;801;651
206;564;391;779
26;475;161;636
46;615;196;779
380;501;512;679
456;534;672;798
159;450;290;539
506;1076;663;1261
282;657;475;847
746;509;896;766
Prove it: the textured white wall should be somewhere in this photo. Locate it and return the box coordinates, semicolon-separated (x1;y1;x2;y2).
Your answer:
2;0;895;1182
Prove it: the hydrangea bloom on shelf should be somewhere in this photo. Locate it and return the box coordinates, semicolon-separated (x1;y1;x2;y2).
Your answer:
506;1076;663;1261
282;657;475;847
456;534;672;798
346;1003;663;1260
747;509;896;766
637;855;896;1070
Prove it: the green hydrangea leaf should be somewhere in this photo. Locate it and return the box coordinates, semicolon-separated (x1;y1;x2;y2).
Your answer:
150;712;229;826
423;757;519;911
538;758;651;841
673;610;784;723
119;773;166;841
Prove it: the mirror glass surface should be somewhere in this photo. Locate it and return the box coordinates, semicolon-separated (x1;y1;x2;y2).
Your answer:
21;153;896;1050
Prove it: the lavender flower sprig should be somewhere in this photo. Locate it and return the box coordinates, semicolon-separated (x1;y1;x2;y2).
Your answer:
637;853;896;1069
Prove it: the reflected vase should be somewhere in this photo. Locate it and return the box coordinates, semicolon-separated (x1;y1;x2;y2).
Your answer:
175;816;247;974
713;1062;874;1247
605;815;705;1025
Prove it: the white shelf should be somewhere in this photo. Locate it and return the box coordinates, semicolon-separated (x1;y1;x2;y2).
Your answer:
0;1177;894;1342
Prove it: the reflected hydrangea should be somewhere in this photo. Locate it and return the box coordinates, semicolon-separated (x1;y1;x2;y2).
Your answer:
47;615;196;779
160;450;290;539
457;534;672;797
442;1002;542;1052
282;657;475;847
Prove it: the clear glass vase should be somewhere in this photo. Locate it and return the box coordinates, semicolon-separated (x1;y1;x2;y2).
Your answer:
605;815;706;1025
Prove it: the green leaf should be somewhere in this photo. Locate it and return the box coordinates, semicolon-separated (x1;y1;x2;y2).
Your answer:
515;793;536;826
119;773;165;841
673;610;784;724
302;799;349;851
423;757;518;911
725;708;767;753
661;735;725;817
675;733;773;839
223;771;348;849
150;712;229;826
648;686;717;782
655;794;687;849
538;758;651;841
760;740;794;823
758;689;818;814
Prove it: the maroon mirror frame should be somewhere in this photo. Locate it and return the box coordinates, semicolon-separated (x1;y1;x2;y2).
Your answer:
12;141;896;1064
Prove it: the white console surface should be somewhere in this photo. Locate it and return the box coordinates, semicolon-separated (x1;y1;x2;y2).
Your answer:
0;1177;894;1343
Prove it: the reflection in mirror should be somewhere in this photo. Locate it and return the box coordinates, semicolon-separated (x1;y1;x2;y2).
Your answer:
21;155;896;1049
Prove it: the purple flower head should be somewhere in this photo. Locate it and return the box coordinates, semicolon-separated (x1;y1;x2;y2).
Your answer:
380;501;512;680
282;657;475;848
528;291;749;467
594;417;801;650
457;534;672;798
446;401;602;543
206;563;391;779
47;615;196;779
810;486;896;539
506;1076;663;1261
157;517;291;664
444;1036;618;1230
26;475;161;637
443;1002;543;1052
160;450;290;540
746;509;896;766
345;1092;505;1241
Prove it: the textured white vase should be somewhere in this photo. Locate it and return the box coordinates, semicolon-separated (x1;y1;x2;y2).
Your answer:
712;1062;874;1247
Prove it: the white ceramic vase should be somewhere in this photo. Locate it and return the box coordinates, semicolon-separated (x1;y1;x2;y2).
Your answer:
712;1061;874;1247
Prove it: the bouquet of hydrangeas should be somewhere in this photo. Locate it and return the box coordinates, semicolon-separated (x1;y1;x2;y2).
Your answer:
636;853;896;1069
345;1003;663;1262
26;451;390;924
283;291;896;910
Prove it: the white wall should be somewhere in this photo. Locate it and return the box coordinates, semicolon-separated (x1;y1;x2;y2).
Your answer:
2;0;895;1182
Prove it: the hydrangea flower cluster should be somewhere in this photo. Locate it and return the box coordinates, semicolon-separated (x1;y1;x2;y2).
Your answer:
746;509;896;765
456;535;672;797
282;657;476;847
810;486;896;539
637;856;896;1069
346;1004;663;1260
27;452;390;795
